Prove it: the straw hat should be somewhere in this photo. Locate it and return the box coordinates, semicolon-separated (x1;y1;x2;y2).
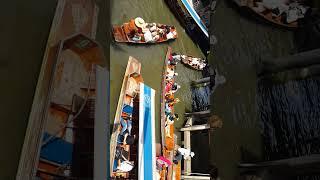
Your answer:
134;17;145;28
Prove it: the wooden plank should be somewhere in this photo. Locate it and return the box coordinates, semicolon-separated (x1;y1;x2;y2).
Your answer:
17;1;99;179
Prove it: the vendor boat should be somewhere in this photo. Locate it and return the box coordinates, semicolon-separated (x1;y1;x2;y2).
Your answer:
112;17;178;44
174;54;207;70
110;57;143;179
233;0;309;28
160;47;178;180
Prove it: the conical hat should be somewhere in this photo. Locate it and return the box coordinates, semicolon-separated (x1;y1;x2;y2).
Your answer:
134;17;145;28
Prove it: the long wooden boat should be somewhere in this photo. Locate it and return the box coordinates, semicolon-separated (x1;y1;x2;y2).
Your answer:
110;57;143;179
112;19;178;44
16;0;103;179
164;0;210;55
34;33;107;180
177;54;207;71
180;0;209;38
160;47;177;180
234;0;299;28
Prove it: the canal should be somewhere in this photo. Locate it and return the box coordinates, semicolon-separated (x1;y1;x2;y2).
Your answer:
110;0;205;143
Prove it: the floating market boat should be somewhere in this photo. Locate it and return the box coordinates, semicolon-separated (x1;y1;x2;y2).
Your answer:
233;0;309;28
17;1;103;178
110;57;143;179
112;17;178;44
173;54;207;70
160;47;179;180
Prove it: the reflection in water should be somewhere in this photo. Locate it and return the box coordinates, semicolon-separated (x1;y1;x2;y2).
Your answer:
258;77;320;180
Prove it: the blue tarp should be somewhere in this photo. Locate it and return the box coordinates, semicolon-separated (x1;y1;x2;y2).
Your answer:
40;132;73;165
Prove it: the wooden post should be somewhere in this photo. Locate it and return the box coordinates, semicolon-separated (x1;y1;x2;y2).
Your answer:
257;48;320;76
183;117;192;176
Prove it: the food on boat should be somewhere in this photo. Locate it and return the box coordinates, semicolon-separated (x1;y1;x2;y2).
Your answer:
235;0;309;28
172;53;207;70
159;47;181;179
113;17;178;43
110;57;143;179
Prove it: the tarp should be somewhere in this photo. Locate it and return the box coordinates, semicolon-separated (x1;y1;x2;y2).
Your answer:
138;83;157;180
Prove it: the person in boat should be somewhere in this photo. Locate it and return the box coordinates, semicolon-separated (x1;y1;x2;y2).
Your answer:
171;52;182;63
166;72;178;81
165;79;174;93
167;98;180;106
166;113;179;125
115;146;134;172
168;82;181;94
168;53;179;66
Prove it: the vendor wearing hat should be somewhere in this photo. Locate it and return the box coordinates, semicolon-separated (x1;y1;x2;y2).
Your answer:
134;17;146;33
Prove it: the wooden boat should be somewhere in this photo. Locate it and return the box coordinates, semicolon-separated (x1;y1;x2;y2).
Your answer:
160;47;177;180
164;0;210;55
16;0;108;179
176;54;207;71
234;0;299;28
180;0;209;38
34;33;106;180
110;57;143;179
112;19;178;43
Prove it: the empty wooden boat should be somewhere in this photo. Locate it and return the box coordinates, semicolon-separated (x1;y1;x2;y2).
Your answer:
17;0;101;179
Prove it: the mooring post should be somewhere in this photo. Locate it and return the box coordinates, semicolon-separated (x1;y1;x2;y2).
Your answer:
257;48;320;76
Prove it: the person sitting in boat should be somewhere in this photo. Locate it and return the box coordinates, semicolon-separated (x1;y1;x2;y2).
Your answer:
168;98;180;108
166;72;178;81
168;82;181;94
115;146;134;172
165;92;174;101
165;79;174;93
165;103;173;115
166;113;179;125
171;52;181;62
166;27;177;40
167;53;179;66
